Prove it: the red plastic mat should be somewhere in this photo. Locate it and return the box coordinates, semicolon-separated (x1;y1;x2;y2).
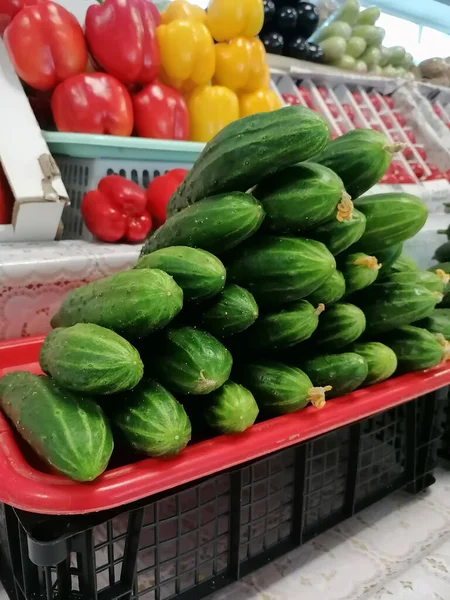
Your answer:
1;335;450;515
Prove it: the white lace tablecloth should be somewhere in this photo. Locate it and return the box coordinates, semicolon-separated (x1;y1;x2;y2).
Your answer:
0;241;140;340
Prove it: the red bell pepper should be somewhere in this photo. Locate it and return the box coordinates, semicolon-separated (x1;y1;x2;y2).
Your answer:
0;0;43;35
146;168;188;227
51;73;134;136
4;1;87;91
85;0;160;87
133;82;189;140
81;175;152;243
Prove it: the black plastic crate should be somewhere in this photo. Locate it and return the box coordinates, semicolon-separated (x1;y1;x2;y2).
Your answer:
0;388;446;600
438;385;450;462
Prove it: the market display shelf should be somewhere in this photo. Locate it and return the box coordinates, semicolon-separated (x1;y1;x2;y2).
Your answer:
1;335;450;517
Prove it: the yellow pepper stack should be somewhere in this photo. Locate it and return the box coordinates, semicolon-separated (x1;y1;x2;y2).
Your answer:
209;0;281;123
158;0;281;142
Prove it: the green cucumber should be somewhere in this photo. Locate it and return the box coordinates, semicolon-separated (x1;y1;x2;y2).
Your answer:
302;353;369;399
310;129;399;199
375;243;403;272
351;341;397;385
51;269;183;339
150;327;232;395
389;253;419;273
309;302;366;349
238;360;329;414
309;207;366;255
202;381;259;433
243;300;323;350
417;270;446;297
227;236;336;307
200;284;258;337
340;252;381;296
142;193;264;256
135;246;226;302
416;308;450;341
380;326;445;372
254;162;349;233
355;282;439;334
353;193;428;253
434;241;450;263
39;324;143;395
306;270;346;306
109;380;191;456
0;372;113;482
168;106;330;215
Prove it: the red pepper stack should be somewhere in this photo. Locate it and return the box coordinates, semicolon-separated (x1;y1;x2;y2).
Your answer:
0;0;192;241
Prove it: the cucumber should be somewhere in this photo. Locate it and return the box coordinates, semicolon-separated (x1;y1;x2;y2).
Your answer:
227;236;336;307
243;300;323;350
416;308;450;341
377;270;445;301
340;253;381;296
355;282;439;334
168;106;330;215
311;129;400;199
429;263;450;308
0;372;113;482
354;193;428;253
434;241;450;263
254;162;350;233
200;284;259;337
309;302;366;349
302;353;368;399
51;269;183;339
238;360;329;414
390;253;419;273
309;207;366;255
39;324;143;395
351;341;397;385
306;270;346;306
417;270;447;296
149;327;232;395
375;243;403;272
203;381;259;433
134;246;226;302
142;193;265;256
380;326;445;372
109;380;191;457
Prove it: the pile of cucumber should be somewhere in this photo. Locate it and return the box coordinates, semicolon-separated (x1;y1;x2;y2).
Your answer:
2;106;450;483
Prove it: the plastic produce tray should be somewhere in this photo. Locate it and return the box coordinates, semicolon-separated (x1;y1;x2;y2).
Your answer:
0;370;448;600
1;335;450;517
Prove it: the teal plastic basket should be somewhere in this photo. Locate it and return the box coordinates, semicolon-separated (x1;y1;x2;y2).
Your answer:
42;132;204;240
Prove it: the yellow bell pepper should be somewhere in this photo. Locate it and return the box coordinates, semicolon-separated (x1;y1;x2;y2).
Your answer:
239;89;282;117
214;37;269;92
160;0;206;24
207;0;264;42
187;85;239;142
157;20;215;90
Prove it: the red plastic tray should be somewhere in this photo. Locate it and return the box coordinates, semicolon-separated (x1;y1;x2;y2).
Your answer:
1;335;450;515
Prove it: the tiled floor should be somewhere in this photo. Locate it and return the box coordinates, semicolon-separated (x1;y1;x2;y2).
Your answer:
2;469;450;600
